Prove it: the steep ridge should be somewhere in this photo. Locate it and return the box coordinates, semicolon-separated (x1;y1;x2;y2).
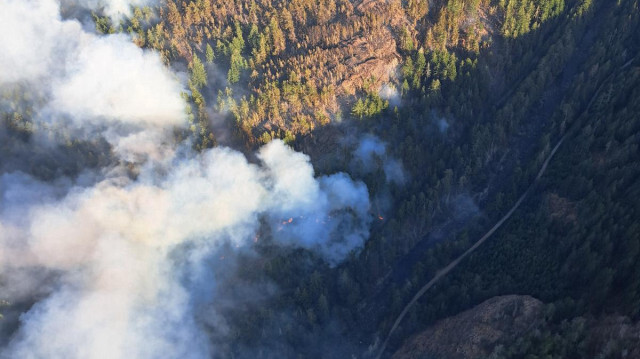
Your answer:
392;295;544;359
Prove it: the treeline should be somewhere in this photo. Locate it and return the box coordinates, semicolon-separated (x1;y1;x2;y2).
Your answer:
87;0;578;150
94;0;401;147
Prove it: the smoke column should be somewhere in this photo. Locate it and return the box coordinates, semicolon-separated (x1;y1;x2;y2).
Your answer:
0;0;372;358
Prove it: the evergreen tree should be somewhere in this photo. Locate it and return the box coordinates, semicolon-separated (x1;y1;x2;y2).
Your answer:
206;44;215;63
190;55;207;89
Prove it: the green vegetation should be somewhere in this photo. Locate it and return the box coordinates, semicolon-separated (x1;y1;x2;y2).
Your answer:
170;0;639;356
351;93;388;119
2;0;638;357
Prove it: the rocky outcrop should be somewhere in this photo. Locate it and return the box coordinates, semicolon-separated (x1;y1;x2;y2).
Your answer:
338;27;400;95
392;295;544;359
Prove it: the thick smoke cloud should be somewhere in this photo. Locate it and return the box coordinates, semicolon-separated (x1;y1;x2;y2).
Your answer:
0;0;184;148
49;35;185;127
259;143;371;263
1;141;370;358
0;0;372;357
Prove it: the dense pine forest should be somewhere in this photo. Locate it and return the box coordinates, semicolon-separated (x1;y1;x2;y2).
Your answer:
1;0;639;358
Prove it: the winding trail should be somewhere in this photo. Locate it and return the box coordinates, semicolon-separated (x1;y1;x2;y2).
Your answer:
374;53;639;359
374;133;567;359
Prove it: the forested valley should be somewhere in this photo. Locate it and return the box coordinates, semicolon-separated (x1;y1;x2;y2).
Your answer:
1;0;639;358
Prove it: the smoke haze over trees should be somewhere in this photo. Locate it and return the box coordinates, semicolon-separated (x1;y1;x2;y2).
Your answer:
1;0;640;358
0;1;372;357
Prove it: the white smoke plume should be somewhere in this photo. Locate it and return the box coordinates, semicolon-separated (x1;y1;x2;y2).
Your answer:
61;0;155;19
352;135;406;185
0;0;372;357
1;140;370;358
0;0;184;160
379;83;401;108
